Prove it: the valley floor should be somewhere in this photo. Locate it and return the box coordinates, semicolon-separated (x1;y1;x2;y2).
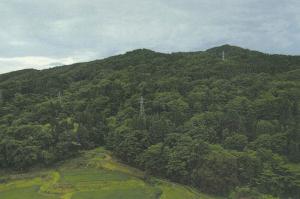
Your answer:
0;148;216;199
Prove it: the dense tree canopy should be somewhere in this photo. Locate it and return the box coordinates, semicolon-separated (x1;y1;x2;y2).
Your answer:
0;45;299;198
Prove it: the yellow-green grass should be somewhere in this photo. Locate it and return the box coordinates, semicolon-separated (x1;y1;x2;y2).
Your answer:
60;168;132;184
72;182;160;199
72;189;156;199
0;147;217;199
0;186;58;199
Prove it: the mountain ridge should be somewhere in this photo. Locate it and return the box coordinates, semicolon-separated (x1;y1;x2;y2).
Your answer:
1;44;299;77
0;44;299;198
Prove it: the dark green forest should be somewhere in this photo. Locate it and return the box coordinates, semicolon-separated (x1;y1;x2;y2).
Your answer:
0;45;299;198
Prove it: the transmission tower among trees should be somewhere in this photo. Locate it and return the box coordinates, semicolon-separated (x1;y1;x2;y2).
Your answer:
58;91;62;105
139;96;145;119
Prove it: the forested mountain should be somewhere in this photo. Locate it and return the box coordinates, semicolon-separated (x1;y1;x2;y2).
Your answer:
0;45;299;198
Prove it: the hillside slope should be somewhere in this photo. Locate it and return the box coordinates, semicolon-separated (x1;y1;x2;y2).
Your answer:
0;148;215;199
0;45;299;198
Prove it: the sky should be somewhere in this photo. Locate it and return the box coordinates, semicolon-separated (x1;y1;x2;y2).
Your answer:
0;0;300;74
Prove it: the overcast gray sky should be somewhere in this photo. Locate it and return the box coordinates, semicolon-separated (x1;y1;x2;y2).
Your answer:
0;0;299;74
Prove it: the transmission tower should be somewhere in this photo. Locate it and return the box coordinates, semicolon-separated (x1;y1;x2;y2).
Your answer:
58;91;62;105
139;96;145;119
222;51;225;61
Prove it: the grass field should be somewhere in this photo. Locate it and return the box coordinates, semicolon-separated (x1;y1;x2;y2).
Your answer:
0;186;58;199
0;148;216;199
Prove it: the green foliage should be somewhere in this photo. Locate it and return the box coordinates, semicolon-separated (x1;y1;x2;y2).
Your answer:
0;45;299;198
224;134;248;151
229;186;279;199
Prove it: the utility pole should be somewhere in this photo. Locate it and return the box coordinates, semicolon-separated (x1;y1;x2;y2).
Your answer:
139;96;145;119
222;51;225;61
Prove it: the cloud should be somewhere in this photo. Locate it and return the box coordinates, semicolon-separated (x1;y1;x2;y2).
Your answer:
0;56;74;73
0;0;299;74
0;51;97;73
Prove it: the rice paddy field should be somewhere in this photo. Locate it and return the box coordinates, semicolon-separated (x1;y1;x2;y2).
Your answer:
0;148;216;199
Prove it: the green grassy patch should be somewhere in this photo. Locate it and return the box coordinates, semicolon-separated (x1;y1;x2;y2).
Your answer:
72;184;160;199
0;147;218;199
0;186;58;199
60;168;131;184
